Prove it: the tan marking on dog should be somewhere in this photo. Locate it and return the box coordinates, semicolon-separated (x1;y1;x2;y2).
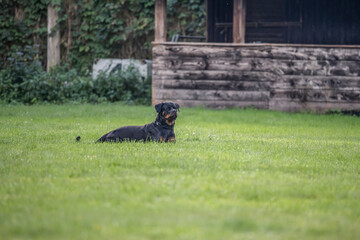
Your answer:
168;137;176;142
165;120;174;126
164;114;171;119
159;136;166;142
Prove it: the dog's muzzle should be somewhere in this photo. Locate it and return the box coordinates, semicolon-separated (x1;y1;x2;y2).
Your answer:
164;111;177;119
169;111;177;120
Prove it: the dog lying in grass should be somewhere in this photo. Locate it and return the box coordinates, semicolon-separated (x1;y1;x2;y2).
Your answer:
96;102;180;143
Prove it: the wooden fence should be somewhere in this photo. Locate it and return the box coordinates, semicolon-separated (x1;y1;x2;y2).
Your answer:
152;42;360;112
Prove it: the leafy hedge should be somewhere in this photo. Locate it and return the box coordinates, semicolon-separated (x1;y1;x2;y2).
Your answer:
0;67;151;105
0;45;151;105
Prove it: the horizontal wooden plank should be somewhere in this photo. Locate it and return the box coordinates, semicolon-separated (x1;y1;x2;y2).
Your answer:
153;99;268;109
153;89;270;102
154;98;360;112
269;100;360;113
153;71;360;89
153;56;208;71
153;56;360;76
153;70;280;82
153;45;360;61
152;42;360;49
154;79;360;92
153;79;272;91
273;76;360;90
270;89;360;103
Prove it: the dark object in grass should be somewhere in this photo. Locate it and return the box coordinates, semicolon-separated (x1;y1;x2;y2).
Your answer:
76;136;81;142
96;102;180;143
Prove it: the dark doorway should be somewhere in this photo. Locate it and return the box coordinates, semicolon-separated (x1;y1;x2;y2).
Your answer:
206;0;360;44
207;0;233;42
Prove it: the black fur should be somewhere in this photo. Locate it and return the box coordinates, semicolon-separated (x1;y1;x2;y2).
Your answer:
96;102;180;143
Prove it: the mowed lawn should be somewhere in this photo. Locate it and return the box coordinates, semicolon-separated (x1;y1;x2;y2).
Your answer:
0;104;359;240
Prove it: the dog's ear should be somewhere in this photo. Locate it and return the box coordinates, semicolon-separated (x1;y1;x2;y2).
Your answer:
175;103;180;112
155;103;163;113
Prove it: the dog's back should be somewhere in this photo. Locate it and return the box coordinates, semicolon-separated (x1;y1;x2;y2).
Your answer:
97;125;146;142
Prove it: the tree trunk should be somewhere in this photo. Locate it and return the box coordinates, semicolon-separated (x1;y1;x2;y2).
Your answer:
154;0;167;42
47;4;60;72
66;0;73;61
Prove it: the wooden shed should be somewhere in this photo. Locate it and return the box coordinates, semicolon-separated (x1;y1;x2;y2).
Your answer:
152;0;360;112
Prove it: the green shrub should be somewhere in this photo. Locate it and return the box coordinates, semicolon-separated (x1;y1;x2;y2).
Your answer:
0;56;151;105
93;67;151;105
0;45;43;104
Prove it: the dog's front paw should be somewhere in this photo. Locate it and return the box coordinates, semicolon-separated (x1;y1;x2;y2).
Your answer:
168;137;176;143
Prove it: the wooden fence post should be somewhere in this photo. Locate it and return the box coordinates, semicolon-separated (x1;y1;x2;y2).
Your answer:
233;0;246;43
47;4;60;72
206;0;215;42
154;0;167;42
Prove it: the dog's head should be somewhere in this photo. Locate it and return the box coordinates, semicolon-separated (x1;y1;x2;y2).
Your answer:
155;102;180;126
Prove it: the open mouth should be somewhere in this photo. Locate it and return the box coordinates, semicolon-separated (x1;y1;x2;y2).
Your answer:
164;112;177;125
168;114;177;120
165;119;175;125
165;112;177;120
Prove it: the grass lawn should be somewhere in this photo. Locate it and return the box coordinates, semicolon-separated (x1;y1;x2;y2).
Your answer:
0;103;360;240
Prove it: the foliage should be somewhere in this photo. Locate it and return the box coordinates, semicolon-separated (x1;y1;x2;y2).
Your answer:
167;0;206;37
1;105;360;239
0;51;151;104
92;68;151;105
0;0;204;104
0;0;49;67
0;44;43;103
0;0;206;75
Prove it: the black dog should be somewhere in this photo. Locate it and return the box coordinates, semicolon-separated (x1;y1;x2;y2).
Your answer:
96;102;180;143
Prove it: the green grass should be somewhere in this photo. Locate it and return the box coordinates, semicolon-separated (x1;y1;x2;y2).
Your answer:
0;103;360;240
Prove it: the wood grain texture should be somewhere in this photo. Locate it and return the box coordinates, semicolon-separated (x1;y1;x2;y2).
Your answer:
153;70;280;82
269;100;360;113
154;79;272;91
47;4;60;72
153;45;360;61
271;89;360;103
272;76;360;90
154;89;270;102
152;42;360;49
154;58;360;77
153;99;269;109
152;44;360;112
154;0;166;42
233;0;246;43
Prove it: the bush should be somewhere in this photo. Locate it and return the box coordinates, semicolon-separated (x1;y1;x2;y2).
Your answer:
0;54;151;105
93;67;151;105
0;45;43;104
